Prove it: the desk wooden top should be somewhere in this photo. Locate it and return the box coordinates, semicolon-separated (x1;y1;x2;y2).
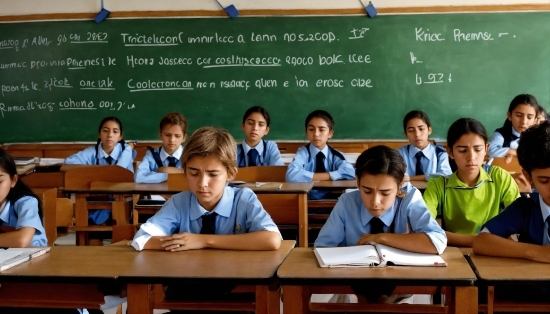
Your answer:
87;181;313;195
277;247;476;286
312;180;427;191
0;246;137;284
120;240;295;285
470;253;550;283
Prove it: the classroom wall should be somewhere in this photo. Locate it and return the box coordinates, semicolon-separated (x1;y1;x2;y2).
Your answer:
0;0;547;16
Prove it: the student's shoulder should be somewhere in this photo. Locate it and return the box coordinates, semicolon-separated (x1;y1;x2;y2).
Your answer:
335;190;362;208
396;144;409;155
487;165;513;180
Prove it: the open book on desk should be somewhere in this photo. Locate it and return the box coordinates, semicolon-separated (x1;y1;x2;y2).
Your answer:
314;244;446;268
0;247;50;271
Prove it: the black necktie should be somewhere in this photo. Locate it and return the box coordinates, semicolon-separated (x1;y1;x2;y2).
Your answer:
415;151;424;176
511;134;519;141
201;212;218;234
248;148;259;166
370;217;385;234
315;152;326;173
105;156;113;165
167;156;177;167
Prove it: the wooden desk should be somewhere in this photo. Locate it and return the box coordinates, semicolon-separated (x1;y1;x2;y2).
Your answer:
469;253;550;313
121;240;296;314
0;245;136;309
312;180;427;191
277;247;477;314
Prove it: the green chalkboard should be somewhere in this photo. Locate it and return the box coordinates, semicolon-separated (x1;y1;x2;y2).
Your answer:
0;13;549;142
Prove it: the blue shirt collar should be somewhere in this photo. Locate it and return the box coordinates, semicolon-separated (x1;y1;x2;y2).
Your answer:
539;194;550;222
241;140;265;156
189;186;234;221
160;145;183;161
511;127;521;138
408;143;433;157
98;142;122;159
360;199;397;228
308;144;329;158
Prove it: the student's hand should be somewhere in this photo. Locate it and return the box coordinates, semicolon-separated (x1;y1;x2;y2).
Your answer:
529;246;550;264
511;172;532;193
357;233;385;246
504;154;513;164
160;232;206;251
127;142;136;149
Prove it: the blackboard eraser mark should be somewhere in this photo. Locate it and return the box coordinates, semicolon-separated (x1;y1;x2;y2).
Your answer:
359;1;377;18
215;0;239;18
94;0;110;23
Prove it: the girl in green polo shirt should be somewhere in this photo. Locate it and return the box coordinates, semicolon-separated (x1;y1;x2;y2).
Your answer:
423;118;520;247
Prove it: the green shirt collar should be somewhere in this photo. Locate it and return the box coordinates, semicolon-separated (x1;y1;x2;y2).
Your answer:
446;166;493;189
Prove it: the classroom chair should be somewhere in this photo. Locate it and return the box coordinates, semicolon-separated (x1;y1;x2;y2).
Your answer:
233;165;287;182
490;156;522;173
64;165;134;245
30;188;57;246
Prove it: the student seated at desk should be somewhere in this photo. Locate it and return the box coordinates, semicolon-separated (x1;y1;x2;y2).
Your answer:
489;94;539;162
397;110;452;181
537;104;548;124
237;105;284;167
286;110;354;199
314;146;446;304
0;149;47;247
135;111;187;183
63;116;136;225
131;127;281;299
473;121;550;300
423;118;519;247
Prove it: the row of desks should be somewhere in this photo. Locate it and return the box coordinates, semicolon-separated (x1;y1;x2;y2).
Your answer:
1;242;547;313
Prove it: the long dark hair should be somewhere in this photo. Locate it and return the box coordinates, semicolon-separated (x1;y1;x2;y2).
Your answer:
0;149;42;219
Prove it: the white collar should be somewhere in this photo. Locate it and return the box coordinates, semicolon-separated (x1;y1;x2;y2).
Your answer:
241;139;265;155
160;145;183;161
539;194;550;222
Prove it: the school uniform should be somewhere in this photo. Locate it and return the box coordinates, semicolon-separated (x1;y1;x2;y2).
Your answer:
236;140;284;167
135;145;183;183
488;127;520;158
286;144;355;200
65;142;136;172
131;186;281;251
65;142;136;224
0;196;47;246
314;183;447;254
397;144;452;180
481;192;550;300
423;165;520;234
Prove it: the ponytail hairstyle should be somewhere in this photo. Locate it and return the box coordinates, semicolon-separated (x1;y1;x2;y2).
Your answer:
0;149;42;219
447;118;488;149
355;145;406;186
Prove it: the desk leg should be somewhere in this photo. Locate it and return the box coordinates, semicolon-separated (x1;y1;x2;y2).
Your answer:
127;284;153;314
255;283;280;314
298;194;308;247
283;285;310;314
454;286;477;314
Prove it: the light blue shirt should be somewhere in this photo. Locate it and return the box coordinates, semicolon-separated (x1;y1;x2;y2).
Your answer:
540;194;550;246
135;145;183;183
237;140;284;167
0;196;47;247
65;142;136;172
314;183;447;254
132;186;281;251
488;128;520;158
286;145;355;199
397;144;452;181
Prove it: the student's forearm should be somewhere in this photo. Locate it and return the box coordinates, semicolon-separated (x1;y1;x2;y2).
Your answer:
445;231;476;247
312;173;332;181
473;233;549;262
142;236;165;250
0;227;35;247
204;231;281;250
377;233;438;254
